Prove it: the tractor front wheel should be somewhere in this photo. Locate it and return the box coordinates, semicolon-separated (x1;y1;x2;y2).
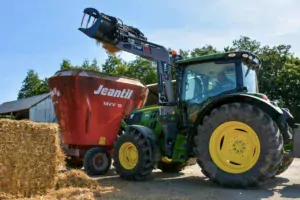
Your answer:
113;129;154;180
194;103;283;187
83;147;112;176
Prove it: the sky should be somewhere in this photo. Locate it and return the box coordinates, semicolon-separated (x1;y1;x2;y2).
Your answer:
1;0;300;104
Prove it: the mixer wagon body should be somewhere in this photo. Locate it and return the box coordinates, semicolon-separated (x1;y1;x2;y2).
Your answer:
47;69;149;175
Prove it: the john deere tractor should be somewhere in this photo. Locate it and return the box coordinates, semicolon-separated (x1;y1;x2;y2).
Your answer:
78;7;300;187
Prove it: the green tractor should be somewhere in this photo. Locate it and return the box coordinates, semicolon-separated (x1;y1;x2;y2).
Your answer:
116;52;295;187
78;7;299;187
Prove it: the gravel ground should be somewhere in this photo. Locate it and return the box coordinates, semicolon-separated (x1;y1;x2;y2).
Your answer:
96;159;300;200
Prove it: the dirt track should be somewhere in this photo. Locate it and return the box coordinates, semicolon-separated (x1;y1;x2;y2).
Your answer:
95;159;300;200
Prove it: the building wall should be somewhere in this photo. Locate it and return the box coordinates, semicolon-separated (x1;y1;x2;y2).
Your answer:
29;96;57;123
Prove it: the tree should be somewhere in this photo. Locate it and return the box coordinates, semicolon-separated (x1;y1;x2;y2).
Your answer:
60;59;73;70
190;45;219;57
102;53;127;75
230;36;261;53
126;57;157;84
17;58;101;100
179;49;190;59
228;36;300;121
90;59;100;71
39;78;49;94
101;53;157;84
59;58;100;72
257;45;292;100
17;69;49;99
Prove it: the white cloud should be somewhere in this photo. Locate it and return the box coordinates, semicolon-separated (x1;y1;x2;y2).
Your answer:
129;0;300;58
118;52;137;62
105;0;300;63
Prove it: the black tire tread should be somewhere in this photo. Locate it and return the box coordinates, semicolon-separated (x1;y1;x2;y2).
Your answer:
113;129;154;181
194;103;283;188
83;147;112;176
276;155;294;175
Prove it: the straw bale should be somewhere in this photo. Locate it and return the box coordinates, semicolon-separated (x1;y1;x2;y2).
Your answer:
0;192;14;200
55;169;98;189
187;158;197;166
0;119;65;198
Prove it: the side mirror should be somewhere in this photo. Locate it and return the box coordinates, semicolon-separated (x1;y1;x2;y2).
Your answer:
242;86;248;92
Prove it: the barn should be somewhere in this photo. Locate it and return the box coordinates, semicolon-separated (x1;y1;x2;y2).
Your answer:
0;93;57;123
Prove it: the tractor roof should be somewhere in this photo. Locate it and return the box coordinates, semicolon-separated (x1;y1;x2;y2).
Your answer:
177;51;261;68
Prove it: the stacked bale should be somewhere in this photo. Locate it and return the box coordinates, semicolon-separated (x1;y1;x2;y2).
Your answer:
0;119;65;198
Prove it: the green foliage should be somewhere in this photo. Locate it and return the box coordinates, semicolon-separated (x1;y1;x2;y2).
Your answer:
17;69;49;99
60;58;100;72
227;36;300;121
18;58;101;99
126;57;157;84
230;36;261;53
190;45;220;57
102;53;127;75
101;53;157;85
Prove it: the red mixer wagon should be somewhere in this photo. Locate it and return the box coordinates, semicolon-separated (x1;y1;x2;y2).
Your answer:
47;69;149;176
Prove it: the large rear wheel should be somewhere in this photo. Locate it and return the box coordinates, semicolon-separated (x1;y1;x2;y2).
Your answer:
194;103;283;187
113;129;154;180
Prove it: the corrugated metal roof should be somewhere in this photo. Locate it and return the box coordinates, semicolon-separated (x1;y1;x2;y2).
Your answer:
0;93;50;114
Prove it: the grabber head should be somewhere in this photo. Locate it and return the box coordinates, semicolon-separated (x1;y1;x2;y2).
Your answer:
78;7;118;45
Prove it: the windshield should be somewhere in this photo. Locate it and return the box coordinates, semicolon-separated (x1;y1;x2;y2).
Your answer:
242;63;258;93
182;61;237;103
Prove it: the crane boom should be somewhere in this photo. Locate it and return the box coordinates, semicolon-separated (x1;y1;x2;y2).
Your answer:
78;7;181;105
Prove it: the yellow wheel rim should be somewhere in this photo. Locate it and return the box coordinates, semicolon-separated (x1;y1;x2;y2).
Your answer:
119;142;138;170
161;156;172;163
209;121;261;174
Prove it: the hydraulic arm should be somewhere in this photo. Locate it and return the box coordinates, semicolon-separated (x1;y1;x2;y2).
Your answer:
78;7;181;105
78;7;184;157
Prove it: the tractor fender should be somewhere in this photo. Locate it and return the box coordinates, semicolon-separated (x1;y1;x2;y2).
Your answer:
281;108;295;127
125;125;160;162
195;93;283;126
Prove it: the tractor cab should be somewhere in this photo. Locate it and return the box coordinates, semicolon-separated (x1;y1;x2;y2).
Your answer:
178;51;261;102
175;51;262;123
